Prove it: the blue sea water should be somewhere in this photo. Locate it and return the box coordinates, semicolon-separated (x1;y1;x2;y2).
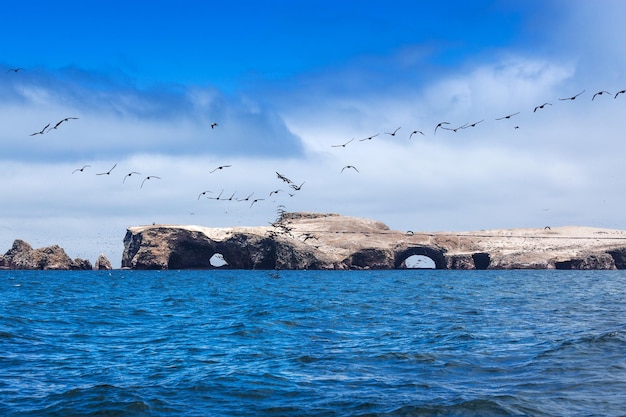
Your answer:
1;270;625;416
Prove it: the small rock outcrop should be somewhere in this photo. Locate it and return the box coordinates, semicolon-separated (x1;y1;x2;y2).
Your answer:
94;254;113;270
1;239;93;270
122;212;626;270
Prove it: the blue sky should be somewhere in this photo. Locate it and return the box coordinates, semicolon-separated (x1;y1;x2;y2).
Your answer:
2;0;626;266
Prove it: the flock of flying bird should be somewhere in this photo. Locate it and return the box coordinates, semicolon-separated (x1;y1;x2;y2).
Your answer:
10;64;626;218
329;88;626;174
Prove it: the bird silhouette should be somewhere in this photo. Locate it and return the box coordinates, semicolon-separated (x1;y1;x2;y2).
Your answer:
96;163;117;175
385;127;401;136
208;190;224;200
434;122;450;134
250;198;264;208
290;182;305;191
331;138;354;147
409;130;425;139
50;117;79;130
592;91;611;100
237;192;254;202
29;123;50;136
559;90;585;101
467;120;484;127
7;68;24;73
269;189;283;196
341;165;359;173
496;112;520;120
614;90;626;99
123;172;141;183
211;122;219;129
72;165;91;174
140;176;161;188
210;165;231;173
198;190;213;200
533;103;552;112
359;133;380;141
276;172;293;184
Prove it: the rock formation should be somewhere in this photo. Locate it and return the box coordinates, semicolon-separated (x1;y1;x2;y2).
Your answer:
1;239;93;270
94;253;113;270
122;212;626;270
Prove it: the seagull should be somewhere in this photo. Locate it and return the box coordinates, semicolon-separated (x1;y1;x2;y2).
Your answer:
409;130;425;139
341;165;359;173
29;123;50;136
269;189;283;196
559;90;585;101
140;176;161;188
7;68;24;73
450;123;469;132
225;191;237;201
331;138;354;147
533;103;552;112
208;189;224;200
496;112;520;120
198;190;213;200
72;165;91;174
592;90;611;100
614;90;626;99
466;120;484;127
385;127;401;136
434;122;450;134
250;198;265;208
50;117;79;130
276;172;293;184
123;172;141;183
211;122;219;129
96;163;117;175
237;192;254;202
290;181;305;191
210;165;231;173
359;133;380;141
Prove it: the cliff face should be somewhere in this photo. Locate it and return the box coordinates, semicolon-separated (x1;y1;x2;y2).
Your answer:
122;212;626;270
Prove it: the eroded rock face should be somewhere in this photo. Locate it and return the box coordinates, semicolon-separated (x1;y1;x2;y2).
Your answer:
2;239;92;270
121;212;626;270
95;254;113;270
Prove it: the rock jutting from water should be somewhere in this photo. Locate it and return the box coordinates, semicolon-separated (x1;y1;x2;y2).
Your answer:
0;239;110;270
121;212;626;270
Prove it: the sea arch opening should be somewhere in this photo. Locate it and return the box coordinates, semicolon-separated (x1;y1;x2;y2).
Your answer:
395;246;447;269
404;254;436;269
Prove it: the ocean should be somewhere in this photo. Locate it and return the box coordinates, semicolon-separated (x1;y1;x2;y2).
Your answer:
1;269;625;416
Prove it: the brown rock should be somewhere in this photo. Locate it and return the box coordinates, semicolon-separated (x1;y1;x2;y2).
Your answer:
94;254;113;270
2;239;91;270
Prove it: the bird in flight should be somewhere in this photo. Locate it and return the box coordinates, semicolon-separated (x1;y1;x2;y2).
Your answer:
50;117;79;130
208;189;224;200
466;120;484;127
237;192;254;202
559;90;585;101
198;190;213;200
72;165;91;174
496;112;520;120
434;122;450;134
7;68;24;73
96;163;117;175
211;122;219;129
409;130;425;139
290;182;305;191
140;176;161;188
332;138;354;147
123;172;141;183
614;90;626;99
29;123;50;136
592;91;611;100
276;172;293;184
250;198;264;208
533;103;552;112
359;133;379;142
269;189;283;196
341;165;359;173
385;127;401;136
210;165;231;173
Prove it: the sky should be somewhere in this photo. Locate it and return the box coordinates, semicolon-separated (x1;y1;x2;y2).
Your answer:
2;0;626;267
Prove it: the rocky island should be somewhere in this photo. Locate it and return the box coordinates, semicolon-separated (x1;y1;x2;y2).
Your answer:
122;212;626;270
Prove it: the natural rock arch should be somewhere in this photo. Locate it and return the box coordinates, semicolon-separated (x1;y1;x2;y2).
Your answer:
395;246;447;269
404;254;436;269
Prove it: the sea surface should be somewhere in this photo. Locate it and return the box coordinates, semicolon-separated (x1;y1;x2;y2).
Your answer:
1;269;625;416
